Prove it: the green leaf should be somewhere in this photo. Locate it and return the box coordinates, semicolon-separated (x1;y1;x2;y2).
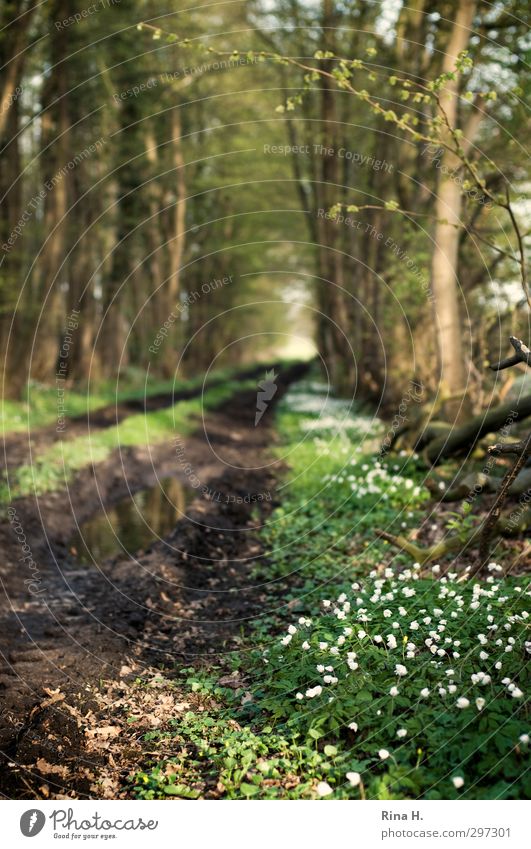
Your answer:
309;727;324;740
163;784;200;798
240;782;260;796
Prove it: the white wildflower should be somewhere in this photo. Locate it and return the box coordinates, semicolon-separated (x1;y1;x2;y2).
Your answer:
316;781;333;797
346;772;361;787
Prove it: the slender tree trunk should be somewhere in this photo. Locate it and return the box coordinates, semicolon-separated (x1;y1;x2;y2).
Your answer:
160;107;186;377
430;0;477;419
31;0;71;381
314;0;354;394
0;1;37;397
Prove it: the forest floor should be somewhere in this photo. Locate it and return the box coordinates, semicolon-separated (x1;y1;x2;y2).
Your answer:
0;366;529;801
0;363;306;798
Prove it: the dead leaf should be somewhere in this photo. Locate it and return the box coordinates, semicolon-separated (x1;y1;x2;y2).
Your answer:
86;725;121;740
36;758;70;778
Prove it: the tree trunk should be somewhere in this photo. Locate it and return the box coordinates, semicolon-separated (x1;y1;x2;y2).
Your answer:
429;0;477;420
30;0;71;381
0;1;37;397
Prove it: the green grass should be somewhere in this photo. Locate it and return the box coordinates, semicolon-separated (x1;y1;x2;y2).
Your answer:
2;377;170;435
0;365;252;435
0;377;258;506
128;378;530;800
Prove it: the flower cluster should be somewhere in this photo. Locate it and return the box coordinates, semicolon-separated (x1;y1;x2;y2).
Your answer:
265;564;529;795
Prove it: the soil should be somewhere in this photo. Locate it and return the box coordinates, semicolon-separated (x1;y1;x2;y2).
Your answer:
0;362;308;799
1;362;278;471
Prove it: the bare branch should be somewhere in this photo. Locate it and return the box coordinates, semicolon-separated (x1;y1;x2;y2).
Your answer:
488;440;528;456
489;337;531;371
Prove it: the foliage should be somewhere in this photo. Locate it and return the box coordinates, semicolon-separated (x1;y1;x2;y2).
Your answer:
126;379;530;800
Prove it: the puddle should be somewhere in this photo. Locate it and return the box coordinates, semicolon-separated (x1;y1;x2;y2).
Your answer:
68;477;193;563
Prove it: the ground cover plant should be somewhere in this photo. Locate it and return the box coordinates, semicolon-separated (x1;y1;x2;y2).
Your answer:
129;380;530;800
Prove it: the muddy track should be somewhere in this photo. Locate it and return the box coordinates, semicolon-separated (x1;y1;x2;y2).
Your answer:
0;362;308;799
1;361;288;472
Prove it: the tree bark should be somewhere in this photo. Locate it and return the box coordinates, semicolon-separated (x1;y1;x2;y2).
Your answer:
425;392;531;464
429;0;477;420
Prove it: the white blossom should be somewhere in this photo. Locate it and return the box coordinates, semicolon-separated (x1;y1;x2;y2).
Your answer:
316;781;333;797
346;772;361;787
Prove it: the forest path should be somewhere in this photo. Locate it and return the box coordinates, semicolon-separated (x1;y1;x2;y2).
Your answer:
1;362;282;473
0;362;307;798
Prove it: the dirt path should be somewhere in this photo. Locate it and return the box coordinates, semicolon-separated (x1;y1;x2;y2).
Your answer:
1;362;282;472
0;363;307;799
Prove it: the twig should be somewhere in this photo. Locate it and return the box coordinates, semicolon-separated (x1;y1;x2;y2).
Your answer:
489;337;531;371
488;440;528;456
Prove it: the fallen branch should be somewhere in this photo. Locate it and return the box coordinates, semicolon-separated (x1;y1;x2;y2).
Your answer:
488;440;529;456
437;468;531;501
476;338;531;569
376;528;477;565
377;503;531;565
424;393;531;464
476;431;531;569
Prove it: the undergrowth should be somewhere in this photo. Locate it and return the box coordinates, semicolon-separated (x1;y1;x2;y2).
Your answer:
116;379;529;799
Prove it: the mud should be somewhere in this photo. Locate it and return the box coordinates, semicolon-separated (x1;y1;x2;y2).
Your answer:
0;363;307;798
